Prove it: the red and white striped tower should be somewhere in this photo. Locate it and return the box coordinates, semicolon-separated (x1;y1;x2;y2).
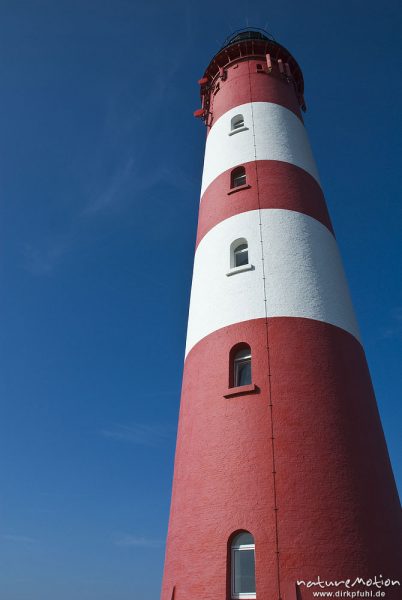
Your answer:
161;30;401;600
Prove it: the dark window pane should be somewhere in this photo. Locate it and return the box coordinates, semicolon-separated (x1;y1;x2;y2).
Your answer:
235;249;248;267
233;532;254;546
231;167;246;188
234;549;256;593
233;173;246;187
232;114;244;129
234;348;251;362
235;360;252;386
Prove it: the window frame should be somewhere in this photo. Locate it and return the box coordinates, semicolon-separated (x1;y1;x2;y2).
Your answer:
227;238;254;277
230;532;256;600
231;114;245;130
230;239;248;269
229;114;249;136
233;242;249;268
231;166;247;189
224;343;256;397
233;346;252;387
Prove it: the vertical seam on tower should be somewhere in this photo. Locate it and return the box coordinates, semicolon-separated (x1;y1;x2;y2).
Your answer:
247;61;282;600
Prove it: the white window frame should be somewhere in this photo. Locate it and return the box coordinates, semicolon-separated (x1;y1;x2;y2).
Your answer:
231;539;256;599
233;243;249;267
226;263;254;276
227;238;254;276
233;348;252;387
229;114;249;136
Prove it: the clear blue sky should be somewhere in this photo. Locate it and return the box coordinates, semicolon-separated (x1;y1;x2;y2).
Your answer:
0;1;401;598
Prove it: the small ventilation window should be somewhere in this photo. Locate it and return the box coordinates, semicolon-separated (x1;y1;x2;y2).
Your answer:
229;114;248;136
231;166;246;189
231;114;245;130
256;63;263;71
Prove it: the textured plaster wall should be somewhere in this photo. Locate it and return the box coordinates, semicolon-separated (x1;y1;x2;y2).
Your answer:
162;319;402;600
201;102;319;196
208;57;302;124
197;160;333;247
186;209;360;356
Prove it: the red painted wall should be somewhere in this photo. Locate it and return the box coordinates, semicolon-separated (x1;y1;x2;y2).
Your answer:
197;160;333;247
209;59;302;126
161;320;401;599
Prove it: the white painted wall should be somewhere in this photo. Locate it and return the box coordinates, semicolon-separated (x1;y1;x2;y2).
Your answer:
185;209;360;356
200;102;320;197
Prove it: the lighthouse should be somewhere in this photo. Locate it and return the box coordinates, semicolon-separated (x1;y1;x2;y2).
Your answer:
161;29;401;600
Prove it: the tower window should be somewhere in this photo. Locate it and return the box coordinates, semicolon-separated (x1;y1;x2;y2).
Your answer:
231;114;245;130
231;166;246;188
231;531;256;599
227;238;253;277
233;241;248;267
256;63;263;71
229;114;248;136
233;345;252;387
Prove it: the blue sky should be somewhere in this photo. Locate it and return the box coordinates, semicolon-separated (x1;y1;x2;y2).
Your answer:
0;1;401;598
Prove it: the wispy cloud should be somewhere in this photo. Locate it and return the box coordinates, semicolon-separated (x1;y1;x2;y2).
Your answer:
22;235;72;276
82;156;135;216
1;534;37;544
20;20;193;277
20;158;195;275
100;422;172;447
113;533;164;548
381;306;402;338
83;159;195;217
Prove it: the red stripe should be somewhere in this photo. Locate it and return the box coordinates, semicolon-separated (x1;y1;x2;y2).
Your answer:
196;160;333;248
161;318;401;599
208;58;302;130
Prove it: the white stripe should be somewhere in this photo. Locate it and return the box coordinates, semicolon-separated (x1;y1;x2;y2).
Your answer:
185;209;360;356
201;102;320;197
